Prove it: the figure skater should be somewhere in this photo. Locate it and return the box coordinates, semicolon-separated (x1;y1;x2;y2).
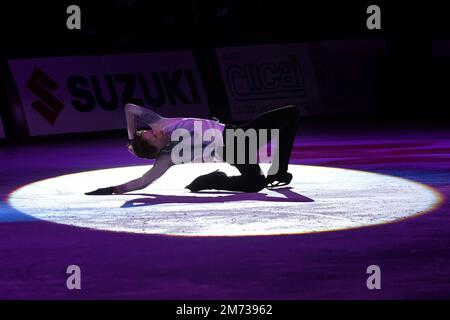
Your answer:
85;103;299;195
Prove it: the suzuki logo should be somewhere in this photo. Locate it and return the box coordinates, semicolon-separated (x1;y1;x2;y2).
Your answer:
26;67;64;125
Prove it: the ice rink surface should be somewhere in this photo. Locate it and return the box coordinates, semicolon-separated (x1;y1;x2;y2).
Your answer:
2;128;450;299
8;163;440;236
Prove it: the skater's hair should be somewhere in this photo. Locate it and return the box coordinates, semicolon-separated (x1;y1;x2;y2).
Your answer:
127;130;159;159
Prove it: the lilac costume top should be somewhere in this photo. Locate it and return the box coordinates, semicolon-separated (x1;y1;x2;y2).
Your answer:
115;104;225;194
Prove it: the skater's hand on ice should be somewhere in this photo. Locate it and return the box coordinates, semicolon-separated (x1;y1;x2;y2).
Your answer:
85;187;114;195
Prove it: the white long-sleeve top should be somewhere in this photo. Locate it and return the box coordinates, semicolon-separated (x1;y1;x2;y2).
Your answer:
114;104;225;194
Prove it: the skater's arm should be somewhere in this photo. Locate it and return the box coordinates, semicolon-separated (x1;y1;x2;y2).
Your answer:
125;103;164;140
113;153;173;194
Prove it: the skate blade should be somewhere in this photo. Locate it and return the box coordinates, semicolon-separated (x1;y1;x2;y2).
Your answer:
266;181;290;189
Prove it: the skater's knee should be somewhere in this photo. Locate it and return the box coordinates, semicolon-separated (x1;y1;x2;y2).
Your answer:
243;175;266;192
285;105;300;120
186;170;228;191
253;181;267;192
274;105;300;124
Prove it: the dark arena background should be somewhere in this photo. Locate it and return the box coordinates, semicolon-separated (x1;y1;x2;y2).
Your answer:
0;0;450;307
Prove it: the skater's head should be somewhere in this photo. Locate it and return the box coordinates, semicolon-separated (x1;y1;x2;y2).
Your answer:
128;129;168;159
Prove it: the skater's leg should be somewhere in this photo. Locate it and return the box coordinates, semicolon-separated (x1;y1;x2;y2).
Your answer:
186;105;299;193
228;164;266;192
267;114;298;177
239;105;299;132
185;164;266;193
237;105;300;177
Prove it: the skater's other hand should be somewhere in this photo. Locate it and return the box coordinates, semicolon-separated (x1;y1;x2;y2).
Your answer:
85;187;114;195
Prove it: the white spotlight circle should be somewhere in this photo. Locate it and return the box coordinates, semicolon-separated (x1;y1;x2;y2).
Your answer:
8;164;441;236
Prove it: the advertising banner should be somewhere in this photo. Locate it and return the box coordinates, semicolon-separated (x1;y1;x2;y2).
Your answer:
8;51;210;136
215;43;320;121
308;38;386;114
216;39;386;121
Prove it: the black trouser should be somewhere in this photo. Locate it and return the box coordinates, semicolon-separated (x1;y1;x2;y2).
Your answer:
210;105;300;192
